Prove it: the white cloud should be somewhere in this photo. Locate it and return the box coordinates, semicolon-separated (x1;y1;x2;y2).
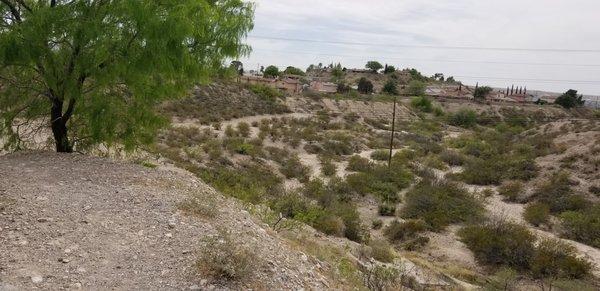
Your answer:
243;0;600;94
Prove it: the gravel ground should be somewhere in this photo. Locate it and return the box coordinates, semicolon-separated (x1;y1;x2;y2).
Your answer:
0;152;330;290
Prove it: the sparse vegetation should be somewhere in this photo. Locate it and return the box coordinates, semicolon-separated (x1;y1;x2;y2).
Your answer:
197;229;258;281
497;181;524;202
524;203;550;226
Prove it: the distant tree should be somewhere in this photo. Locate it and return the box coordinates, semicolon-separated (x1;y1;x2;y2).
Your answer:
358;78;374;94
332;63;344;79
474;86;493;101
260;66;265;73
383;65;396;74
366;61;384;73
382;80;399;95
408;68;428;82
263;65;280;78
407;80;426;96
283;66;305;76
433;73;445;82
555;89;585;109
446;76;456;83
0;0;254;153
230;61;244;76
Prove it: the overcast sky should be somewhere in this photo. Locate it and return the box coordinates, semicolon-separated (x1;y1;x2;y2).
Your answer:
241;0;600;95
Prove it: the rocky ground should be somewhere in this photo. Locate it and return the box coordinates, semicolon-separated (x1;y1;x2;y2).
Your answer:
0;152;332;290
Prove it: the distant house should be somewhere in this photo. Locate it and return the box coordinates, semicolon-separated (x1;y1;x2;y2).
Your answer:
309;81;337;93
240;76;302;93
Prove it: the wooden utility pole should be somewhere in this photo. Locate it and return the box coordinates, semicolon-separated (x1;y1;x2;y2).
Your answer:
388;96;397;168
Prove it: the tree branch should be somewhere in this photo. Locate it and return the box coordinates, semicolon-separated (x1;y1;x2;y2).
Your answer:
15;0;31;12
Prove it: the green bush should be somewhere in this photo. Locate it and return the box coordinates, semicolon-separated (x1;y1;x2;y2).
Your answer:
402;179;483;231
378;203;396;216
320;158;337;176
249;84;282;103
497;181;524;202
197;229;257;280
369;239;395;263
280;155;310;182
532;171;589;213
407;80;426;96
460;220;592;279
523;203;550;226
384;219;427;242
448;109;477;128
439;149;465;166
237;122;251;137
370;150;390;161
560;204;600;248
372;219;383;230
346;155;373;172
410;96;433;112
459;220;536;270
530;239;591;279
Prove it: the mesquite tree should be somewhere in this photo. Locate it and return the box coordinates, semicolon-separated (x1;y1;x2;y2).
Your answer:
0;0;254;152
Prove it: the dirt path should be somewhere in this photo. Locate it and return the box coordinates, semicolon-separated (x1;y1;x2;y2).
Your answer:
0;152;330;290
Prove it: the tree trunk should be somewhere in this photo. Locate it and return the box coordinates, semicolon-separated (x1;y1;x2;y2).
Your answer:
51;100;73;153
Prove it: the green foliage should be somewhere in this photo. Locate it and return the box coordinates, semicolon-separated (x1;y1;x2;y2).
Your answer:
366;61;383;73
560;204;600;248
283;66;305;76
407;68;428;82
378;203;397;216
346;155;373;172
372;219;383;230
407;80;426;96
460;220;591;279
249;84;282;103
320;158;337;176
357;77;374;94
439;150;465;166
447;109;478;128
524;203;550;226
497;181;524;202
402;179;483;231
555;89;584;109
237;122;251;138
384;219;427;242
530;239;591;279
410;96;433;112
532;171;588;213
474;86;493;100
383;64;396;74
280;155;311;182
382;80;398;95
263;65;280;78
459;220;536;270
0;0;254;152
369;239;395;263
346;163;412;203
370;150;390;161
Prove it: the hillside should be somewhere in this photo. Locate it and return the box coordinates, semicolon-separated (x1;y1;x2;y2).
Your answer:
0;152;332;290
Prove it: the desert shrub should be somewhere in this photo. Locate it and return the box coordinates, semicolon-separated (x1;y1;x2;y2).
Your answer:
197;229;257;280
179;196;218;219
497;181;524;202
559;204;600;248
313;214;346;237
363;266;401;291
532;171;588;213
370;239;395;263
447;109;477;128
203;140;223;160
372;219;383;230
199;164;282;204
410;96;433;112
270;191;309;218
237;122;251;138
333;203;369;242
403;236;430;251
280;155;310;182
407;80;426;96
322;139;353;156
439;149;465;166
347;155;373;172
524;203;550;226
264;146;290;164
433;106;445;117
370;150;389;161
530;239;591;279
249;84;282;103
402;179;483;231
384;219;427;242
320;158;337;176
224;125;237;137
378;203;396;216
459;220;536;270
346;164;412;203
420;154;447;170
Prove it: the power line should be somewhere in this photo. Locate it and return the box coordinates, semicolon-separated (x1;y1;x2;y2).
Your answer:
253;48;600;68
249;35;600;53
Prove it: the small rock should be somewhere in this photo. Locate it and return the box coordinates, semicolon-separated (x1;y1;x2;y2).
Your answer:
58;258;70;264
37;218;48;223
165;233;173;238
189;285;201;290
31;275;43;284
200;279;208;286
